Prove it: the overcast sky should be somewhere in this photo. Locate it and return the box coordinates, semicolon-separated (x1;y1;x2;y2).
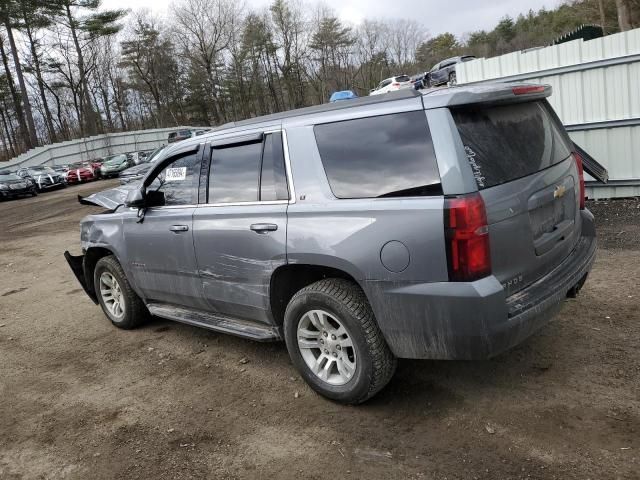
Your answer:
103;0;563;37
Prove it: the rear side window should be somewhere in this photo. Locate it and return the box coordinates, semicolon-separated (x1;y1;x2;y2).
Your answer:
314;111;442;198
208;133;289;203
452;101;572;190
209;142;262;203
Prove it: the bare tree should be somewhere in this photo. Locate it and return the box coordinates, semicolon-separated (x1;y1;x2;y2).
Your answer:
172;0;242;123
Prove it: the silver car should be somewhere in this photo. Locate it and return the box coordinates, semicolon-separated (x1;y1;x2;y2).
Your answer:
65;83;597;404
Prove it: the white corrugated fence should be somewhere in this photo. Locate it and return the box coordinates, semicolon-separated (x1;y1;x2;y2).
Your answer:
457;28;640;199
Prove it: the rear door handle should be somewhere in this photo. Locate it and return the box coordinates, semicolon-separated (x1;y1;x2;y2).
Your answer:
169;225;189;233
250;223;278;233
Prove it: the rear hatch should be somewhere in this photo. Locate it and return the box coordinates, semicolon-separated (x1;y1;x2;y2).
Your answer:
451;99;582;296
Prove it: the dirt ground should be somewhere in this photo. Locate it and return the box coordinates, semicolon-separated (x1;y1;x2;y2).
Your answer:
0;181;638;480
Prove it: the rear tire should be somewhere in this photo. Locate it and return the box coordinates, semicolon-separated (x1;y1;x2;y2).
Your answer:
283;278;396;404
94;255;149;329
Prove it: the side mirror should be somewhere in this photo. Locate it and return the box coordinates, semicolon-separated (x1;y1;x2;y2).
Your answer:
124;188;146;208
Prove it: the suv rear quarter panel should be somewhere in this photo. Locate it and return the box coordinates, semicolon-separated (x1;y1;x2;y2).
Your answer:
284;103;452;355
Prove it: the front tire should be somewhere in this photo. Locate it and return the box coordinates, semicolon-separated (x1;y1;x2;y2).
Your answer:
94;255;149;329
284;279;396;404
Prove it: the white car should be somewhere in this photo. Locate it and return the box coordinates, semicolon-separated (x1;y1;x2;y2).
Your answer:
369;75;413;95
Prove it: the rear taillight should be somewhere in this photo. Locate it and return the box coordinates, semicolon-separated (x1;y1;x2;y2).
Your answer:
392;82;400;87
572;152;586;210
444;193;491;282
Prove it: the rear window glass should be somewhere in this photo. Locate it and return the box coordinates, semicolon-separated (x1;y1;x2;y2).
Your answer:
314;111;442;199
452;101;572;190
395;75;410;82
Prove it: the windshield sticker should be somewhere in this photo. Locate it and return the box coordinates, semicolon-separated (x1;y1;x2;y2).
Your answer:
464;145;486;188
165;167;187;182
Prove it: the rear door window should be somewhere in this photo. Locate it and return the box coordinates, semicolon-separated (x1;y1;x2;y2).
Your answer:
451;101;572;189
314;111;442;198
209;142;262;203
207;132;289;204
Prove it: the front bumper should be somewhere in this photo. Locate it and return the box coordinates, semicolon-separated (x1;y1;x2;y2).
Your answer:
370;216;597;360
0;186;34;197
64;252;98;304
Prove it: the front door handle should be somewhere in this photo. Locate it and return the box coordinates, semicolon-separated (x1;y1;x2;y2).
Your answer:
250;223;278;233
169;225;189;233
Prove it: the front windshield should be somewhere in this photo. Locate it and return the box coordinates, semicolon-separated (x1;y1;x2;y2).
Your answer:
0;174;21;181
29;167;54;174
148;147;167;164
104;155;127;165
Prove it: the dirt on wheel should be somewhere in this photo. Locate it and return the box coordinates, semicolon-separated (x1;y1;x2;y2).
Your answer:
0;182;638;479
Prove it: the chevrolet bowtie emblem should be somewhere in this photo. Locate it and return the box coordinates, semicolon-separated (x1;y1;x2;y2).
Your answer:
554;184;566;199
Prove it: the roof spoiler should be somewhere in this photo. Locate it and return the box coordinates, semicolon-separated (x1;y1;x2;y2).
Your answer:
427;83;552;108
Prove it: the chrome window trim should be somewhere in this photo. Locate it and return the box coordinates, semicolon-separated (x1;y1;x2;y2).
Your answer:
197;200;289;208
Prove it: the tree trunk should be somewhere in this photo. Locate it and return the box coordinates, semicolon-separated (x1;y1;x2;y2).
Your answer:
0;105;16;157
5;19;38;147
23;16;57;143
597;0;607;34
65;3;99;136
615;0;633;31
0;34;29;151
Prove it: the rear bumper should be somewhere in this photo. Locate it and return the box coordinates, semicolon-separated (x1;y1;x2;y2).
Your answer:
370;213;597;360
64;251;98;304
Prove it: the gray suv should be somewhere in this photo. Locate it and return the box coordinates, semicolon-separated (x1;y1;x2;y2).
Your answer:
65;83;597;404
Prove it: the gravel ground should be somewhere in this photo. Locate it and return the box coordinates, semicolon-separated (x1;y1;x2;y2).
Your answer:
0;182;638;479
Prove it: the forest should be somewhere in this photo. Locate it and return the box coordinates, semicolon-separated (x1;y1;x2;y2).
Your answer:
0;0;638;160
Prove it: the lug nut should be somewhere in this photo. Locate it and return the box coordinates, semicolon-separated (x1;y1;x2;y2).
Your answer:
324;349;329;354
320;339;324;344
323;331;328;337
331;334;336;340
336;345;341;350
332;352;338;358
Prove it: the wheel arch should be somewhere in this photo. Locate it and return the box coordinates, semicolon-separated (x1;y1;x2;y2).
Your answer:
269;263;369;327
83;246;117;298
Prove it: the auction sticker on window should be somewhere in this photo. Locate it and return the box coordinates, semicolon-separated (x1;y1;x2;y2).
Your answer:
165;167;187;182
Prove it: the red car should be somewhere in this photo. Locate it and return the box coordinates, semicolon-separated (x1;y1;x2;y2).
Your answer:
65;162;96;184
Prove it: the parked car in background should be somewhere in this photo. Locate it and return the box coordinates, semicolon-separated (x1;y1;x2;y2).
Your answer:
51;165;69;175
167;129;193;143
427;55;476;86
100;154;133;178
66;83;596;404
66;162;96;184
16;166;66;191
329;90;358;102
369;75;412;95
0;170;37;199
119;146;168;184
